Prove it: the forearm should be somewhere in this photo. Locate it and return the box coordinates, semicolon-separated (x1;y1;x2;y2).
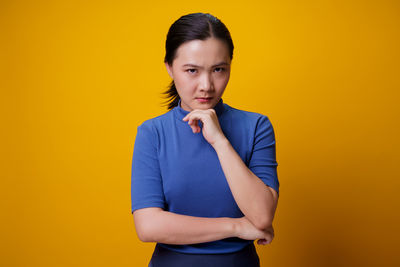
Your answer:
137;209;238;245
212;138;276;230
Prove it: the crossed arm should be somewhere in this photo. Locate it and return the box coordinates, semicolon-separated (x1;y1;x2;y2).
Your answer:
133;114;279;245
133;137;278;245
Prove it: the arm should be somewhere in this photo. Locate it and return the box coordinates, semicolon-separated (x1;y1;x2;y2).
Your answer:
182;111;280;232
133;207;274;245
212;140;278;231
130;122;272;245
133;207;235;244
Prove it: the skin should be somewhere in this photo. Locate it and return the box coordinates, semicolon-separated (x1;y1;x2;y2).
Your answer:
134;37;278;246
165;37;231;117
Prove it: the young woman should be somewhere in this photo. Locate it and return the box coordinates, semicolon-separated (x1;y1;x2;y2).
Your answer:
131;12;280;267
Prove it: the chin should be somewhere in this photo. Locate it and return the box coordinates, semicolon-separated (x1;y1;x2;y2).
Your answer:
197;103;214;110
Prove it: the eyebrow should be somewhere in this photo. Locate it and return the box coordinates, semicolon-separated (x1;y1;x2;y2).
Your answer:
182;62;230;68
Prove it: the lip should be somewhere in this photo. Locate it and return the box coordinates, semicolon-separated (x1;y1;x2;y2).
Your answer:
196;97;212;103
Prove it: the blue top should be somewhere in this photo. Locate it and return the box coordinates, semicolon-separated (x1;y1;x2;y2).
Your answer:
131;98;279;254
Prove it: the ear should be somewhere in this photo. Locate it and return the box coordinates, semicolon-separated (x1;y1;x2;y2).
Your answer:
165;62;173;79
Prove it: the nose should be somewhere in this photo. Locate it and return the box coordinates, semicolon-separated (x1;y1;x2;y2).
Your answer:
198;73;214;92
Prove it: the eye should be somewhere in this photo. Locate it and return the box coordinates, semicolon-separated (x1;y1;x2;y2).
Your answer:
186;69;197;74
214;67;225;72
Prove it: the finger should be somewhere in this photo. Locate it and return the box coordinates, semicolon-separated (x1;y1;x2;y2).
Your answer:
188;116;205;132
184;111;209;123
182;111;198;122
182;112;197;121
190;124;197;133
190;121;200;133
257;239;267;245
183;111;211;133
188;119;199;133
188;117;196;126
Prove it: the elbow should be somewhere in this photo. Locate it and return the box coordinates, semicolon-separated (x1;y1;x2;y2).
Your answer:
135;220;158;243
135;226;152;242
136;222;157;242
253;186;278;231
252;216;276;232
253;216;273;231
133;207;162;243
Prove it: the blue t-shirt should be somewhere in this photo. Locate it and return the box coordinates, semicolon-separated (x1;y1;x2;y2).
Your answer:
131;98;279;254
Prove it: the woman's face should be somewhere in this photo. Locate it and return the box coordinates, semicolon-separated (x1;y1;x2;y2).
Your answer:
165;37;231;112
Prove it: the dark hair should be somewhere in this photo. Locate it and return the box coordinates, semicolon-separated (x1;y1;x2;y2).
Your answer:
161;13;234;110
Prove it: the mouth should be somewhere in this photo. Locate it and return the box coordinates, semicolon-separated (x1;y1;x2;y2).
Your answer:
196;97;213;103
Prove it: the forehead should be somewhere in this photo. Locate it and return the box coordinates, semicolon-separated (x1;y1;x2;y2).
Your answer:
173;38;230;66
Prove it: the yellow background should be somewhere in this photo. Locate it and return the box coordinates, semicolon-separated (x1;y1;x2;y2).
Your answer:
1;0;399;266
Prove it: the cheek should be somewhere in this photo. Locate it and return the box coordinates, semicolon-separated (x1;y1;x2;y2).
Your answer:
174;74;196;90
215;74;230;88
174;75;196;95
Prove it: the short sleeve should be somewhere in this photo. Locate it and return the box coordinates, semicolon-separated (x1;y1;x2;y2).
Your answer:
131;122;166;214
248;115;280;196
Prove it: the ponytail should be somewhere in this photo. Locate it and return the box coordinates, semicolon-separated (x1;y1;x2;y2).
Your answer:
161;80;180;110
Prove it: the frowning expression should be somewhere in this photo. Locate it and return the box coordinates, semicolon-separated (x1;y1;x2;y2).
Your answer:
165;37;231;112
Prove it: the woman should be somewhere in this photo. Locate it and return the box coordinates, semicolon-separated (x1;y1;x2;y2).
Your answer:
131;13;280;267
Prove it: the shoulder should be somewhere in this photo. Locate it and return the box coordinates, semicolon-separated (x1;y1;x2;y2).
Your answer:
138;109;174;129
224;104;273;127
134;110;172;144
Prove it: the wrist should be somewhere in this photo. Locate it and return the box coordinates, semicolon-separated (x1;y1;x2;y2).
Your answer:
212;136;229;151
230;217;241;238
